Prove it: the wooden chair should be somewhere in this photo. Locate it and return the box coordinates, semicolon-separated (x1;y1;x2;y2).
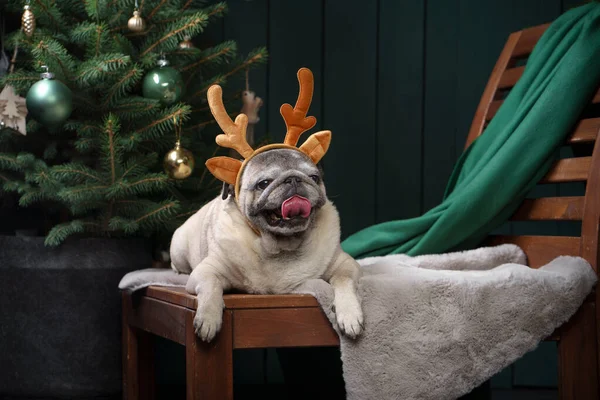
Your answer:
122;23;600;399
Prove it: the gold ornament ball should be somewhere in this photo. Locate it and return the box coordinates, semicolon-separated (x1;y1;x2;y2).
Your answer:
128;10;146;33
178;36;195;49
164;145;195;179
22;5;36;37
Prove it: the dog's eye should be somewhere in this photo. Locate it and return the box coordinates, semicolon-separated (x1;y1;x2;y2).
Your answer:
256;179;272;190
310;175;320;184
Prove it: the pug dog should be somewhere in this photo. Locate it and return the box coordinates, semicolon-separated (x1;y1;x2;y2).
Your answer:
170;68;363;342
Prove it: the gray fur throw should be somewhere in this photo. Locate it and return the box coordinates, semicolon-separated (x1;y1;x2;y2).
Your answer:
119;244;596;399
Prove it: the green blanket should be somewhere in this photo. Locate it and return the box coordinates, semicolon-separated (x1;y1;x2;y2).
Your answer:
342;3;600;259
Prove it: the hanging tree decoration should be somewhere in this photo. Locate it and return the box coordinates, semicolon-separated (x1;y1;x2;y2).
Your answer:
240;68;263;147
142;53;184;105
127;0;146;33
21;0;35;37
164;115;195;180
26;65;72;128
0;24;27;135
178;35;195;50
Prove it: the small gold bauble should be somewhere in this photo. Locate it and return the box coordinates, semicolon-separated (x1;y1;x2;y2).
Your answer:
128;10;146;33
164;145;195;179
21;5;36;37
178;36;195;49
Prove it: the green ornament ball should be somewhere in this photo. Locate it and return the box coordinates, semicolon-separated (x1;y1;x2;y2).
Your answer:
26;73;73;128
142;63;184;105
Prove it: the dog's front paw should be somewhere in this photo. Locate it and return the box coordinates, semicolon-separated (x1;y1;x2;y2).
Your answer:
193;308;223;342
335;298;364;339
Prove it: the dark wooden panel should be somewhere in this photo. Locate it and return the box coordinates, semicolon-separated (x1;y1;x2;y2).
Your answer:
376;0;424;221
233;308;339;349
510;197;584;221
267;0;323;144
486;235;580;268
323;0;378;237
127;296;187;345
422;0;460;211
223;0;269;140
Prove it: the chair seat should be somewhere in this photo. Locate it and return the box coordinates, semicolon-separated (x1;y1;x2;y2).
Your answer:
134;286;340;349
144;286;321;310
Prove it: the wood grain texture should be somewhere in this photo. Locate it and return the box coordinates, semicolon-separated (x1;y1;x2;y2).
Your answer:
145;286;320;310
486;235;580;268
127;296;187;345
540;157;591;183
578;131;600;386
377;0;424;221
122;292;155;400
122;293;140;400
510;197;584;221
186;309;233;400
558;302;599;399
233;308;339;349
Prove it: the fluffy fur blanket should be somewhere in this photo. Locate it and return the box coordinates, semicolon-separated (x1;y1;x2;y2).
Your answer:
119;244;596;399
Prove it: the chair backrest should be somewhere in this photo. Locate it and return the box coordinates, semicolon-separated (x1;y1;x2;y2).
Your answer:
466;24;600;273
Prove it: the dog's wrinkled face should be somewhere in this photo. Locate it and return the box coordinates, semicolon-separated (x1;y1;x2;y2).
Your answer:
237;149;326;236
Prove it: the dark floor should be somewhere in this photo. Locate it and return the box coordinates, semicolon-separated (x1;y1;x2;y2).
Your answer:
0;387;559;400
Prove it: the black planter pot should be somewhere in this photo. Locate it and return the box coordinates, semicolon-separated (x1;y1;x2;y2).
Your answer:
0;236;152;399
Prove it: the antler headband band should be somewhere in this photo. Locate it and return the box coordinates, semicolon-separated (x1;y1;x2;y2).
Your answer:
205;68;332;199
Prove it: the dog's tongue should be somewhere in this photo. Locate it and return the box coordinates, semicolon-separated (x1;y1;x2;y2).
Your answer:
281;195;312;219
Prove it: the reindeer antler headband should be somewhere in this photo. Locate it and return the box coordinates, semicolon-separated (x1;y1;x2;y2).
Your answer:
205;68;331;199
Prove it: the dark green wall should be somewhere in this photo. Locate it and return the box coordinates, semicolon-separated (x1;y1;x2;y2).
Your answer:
213;0;584;238
202;0;587;391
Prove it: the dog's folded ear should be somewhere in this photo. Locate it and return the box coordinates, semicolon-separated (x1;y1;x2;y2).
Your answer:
221;182;234;200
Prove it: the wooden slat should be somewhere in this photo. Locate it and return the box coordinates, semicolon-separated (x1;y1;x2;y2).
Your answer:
486;235;580;268
593;88;600;105
126;295;187;345
145;286;320;310
486;100;503;120
498;66;525;89
568;118;600;144
510;197;584;221
540;157;591;183
512;23;550;57
233;308;340;349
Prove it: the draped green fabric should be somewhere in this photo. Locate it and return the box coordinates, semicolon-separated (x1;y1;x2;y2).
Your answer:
342;3;600;259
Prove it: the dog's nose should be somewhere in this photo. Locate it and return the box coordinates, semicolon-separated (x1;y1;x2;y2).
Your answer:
284;177;300;186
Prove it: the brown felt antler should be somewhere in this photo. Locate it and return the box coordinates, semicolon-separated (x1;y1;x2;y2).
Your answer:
205;68;332;189
207;85;254;159
281;67;317;146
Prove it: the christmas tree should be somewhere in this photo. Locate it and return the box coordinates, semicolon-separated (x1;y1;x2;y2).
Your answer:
0;0;266;246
